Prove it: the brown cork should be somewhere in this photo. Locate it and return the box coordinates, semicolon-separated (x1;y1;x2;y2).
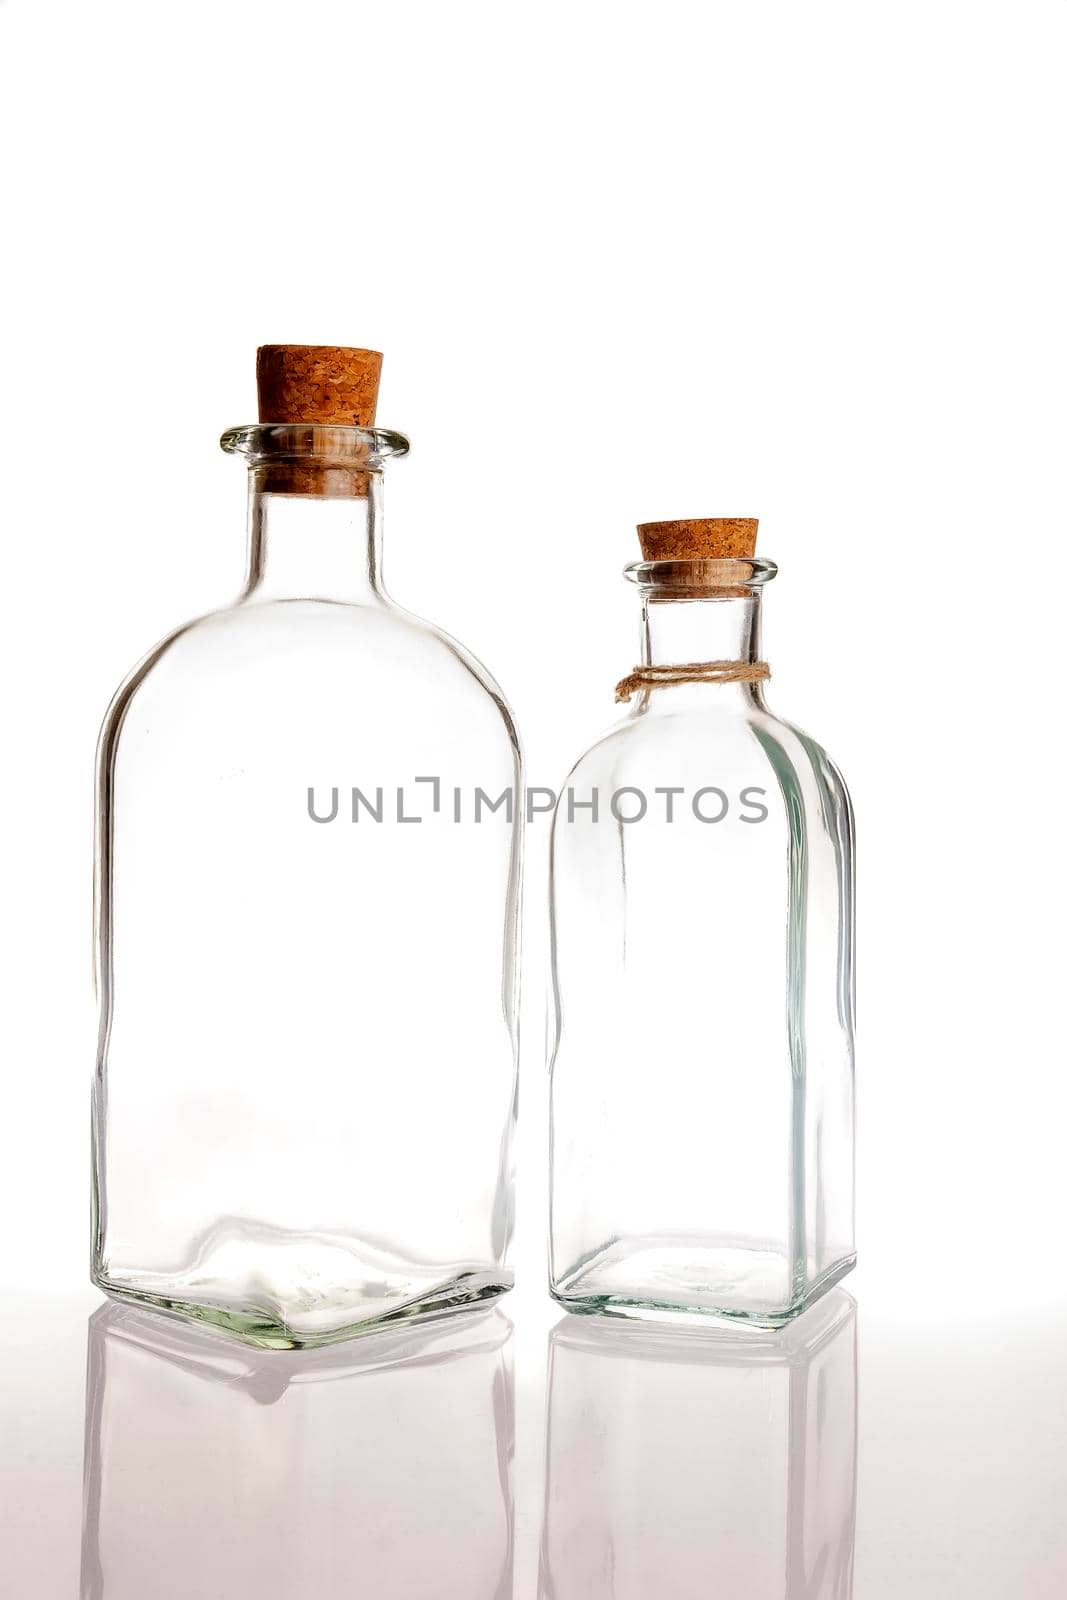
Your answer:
637;518;759;561
255;345;383;496
256;345;382;426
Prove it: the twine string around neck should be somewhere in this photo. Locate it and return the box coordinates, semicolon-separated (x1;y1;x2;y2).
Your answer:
615;659;771;704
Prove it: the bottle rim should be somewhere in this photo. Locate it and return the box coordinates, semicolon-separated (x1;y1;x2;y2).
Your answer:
220;423;410;467
625;556;778;594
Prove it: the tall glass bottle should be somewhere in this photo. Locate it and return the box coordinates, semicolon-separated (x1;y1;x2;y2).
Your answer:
549;517;854;1327
93;346;522;1347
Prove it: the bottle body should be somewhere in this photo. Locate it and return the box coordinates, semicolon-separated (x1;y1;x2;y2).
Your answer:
549;555;854;1327
93;434;522;1346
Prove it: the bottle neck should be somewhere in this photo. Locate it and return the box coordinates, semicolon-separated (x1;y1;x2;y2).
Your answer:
240;472;387;604
639;591;767;709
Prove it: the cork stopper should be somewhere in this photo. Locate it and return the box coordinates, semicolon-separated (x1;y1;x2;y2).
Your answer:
637;518;759;561
256;345;382;426
254;345;383;497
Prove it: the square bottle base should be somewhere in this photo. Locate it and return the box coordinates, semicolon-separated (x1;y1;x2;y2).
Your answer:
94;1221;513;1349
551;1238;856;1331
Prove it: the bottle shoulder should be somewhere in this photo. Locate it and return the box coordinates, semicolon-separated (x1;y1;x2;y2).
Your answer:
381;598;521;755
566;700;842;774
753;708;853;822
558;700;852;829
98;598;521;762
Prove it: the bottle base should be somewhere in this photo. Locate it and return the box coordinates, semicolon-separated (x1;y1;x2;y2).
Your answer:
551;1237;856;1331
93;1220;513;1349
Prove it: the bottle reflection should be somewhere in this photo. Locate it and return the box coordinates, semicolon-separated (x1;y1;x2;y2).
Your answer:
539;1290;856;1599
81;1303;514;1599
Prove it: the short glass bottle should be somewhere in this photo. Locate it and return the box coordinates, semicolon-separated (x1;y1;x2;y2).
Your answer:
93;347;522;1347
549;518;855;1328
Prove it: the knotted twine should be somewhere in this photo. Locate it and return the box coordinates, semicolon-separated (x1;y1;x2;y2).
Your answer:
615;660;771;703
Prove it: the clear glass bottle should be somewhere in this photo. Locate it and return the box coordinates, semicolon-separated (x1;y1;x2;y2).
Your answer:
549;517;854;1327
540;1291;857;1598
93;346;522;1346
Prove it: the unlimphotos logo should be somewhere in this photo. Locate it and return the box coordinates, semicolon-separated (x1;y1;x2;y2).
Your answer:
306;781;770;825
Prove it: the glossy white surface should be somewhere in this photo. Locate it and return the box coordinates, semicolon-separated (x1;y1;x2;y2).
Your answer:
2;1283;1065;1598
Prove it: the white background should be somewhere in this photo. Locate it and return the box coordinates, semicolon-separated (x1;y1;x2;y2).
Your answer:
1;0;1065;1318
